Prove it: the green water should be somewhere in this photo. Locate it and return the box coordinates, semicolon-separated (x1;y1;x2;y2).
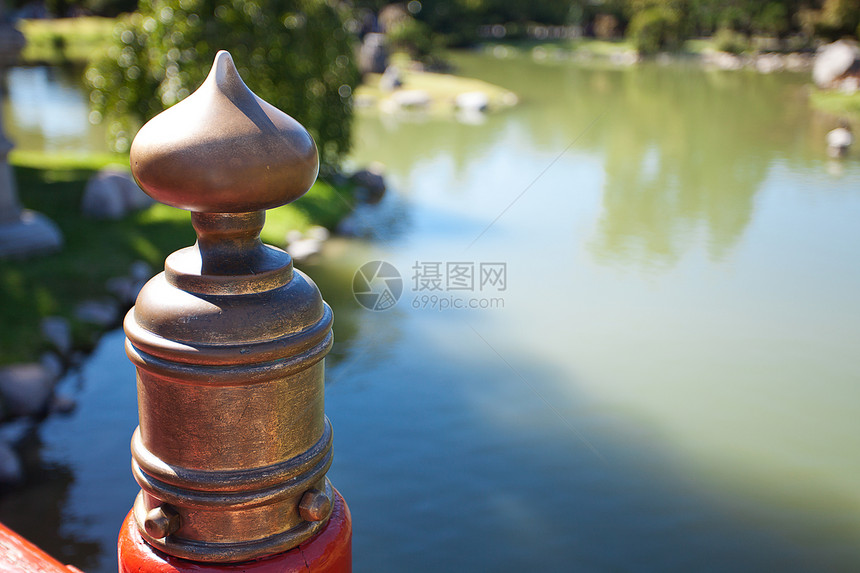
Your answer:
2;53;859;572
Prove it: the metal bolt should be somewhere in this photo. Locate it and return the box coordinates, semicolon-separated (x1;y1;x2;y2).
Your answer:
298;489;331;522
144;505;180;539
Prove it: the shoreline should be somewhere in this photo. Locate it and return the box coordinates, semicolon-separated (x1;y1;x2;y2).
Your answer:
475;38;816;74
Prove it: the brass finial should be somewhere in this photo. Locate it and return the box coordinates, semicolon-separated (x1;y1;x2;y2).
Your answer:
130;50;318;213
123;51;337;563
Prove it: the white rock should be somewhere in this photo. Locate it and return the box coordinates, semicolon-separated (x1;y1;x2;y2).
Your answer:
713;52;744;70
454;91;490;113
74;299;119;327
456;109;488;125
81;168;154;220
785;53;812;72
838;76;859;94
379;66;403;92
306;226;330;242
611;50;640;66
755;53;784;74
827;126;854;158
287;239;322;262
389;89;431;109
0;363;55;417
286;230;304;245
813;40;860;88
358;33;388;75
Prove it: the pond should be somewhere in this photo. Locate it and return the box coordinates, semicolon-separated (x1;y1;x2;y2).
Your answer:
2;52;860;572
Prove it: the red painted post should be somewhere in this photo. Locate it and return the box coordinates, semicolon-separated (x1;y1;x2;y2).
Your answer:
116;51;351;572
0;522;85;573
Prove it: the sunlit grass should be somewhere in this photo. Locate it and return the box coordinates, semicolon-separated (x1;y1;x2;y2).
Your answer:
17;17;115;64
809;89;860;119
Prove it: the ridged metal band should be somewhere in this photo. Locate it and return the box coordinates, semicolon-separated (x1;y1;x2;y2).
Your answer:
123;303;333;366
132;479;334;563
124;332;333;386
131;445;332;509
131;419;333;493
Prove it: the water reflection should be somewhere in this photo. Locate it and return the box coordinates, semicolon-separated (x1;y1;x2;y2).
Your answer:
0;428;101;569
356;57;827;270
0;330;140;572
3;65;108;153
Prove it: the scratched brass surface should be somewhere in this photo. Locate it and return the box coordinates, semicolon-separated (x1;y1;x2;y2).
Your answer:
123;51;335;562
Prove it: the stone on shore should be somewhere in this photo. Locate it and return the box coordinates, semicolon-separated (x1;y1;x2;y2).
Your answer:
0;210;63;259
455;91;490;113
81;167;154;220
389;89;431;109
350;165;387;204
74;299;120;327
0;363;56;418
287;238;323;262
358;33;388;75
379;66;403;92
813;40;860;89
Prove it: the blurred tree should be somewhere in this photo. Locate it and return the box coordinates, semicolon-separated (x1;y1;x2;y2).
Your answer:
752;2;789;36
85;0;360;170
815;0;860;38
347;0;854;46
627;4;683;53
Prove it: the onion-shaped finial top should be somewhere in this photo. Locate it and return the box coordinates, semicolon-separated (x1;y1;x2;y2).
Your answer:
130;51;319;213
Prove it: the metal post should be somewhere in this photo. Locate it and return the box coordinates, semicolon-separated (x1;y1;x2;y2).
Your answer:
117;51;351;572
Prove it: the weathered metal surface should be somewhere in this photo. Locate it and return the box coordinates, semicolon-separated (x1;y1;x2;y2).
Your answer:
123;51;345;563
130;52;318;213
118;490;352;573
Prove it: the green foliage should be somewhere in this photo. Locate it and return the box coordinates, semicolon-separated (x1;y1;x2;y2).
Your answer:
816;0;860;39
386;14;445;64
627;5;682;54
809;89;860;119
357;0;860;48
753;2;788;36
713;26;748;53
85;0;360;169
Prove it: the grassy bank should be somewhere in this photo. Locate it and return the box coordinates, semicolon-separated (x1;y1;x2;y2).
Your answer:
809;90;860;119
17;17;114;65
356;64;518;117
1;152;354;366
481;37;635;58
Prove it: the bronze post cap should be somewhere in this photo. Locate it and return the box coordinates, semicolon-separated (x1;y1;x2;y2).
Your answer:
130;50;319;213
123;51;337;562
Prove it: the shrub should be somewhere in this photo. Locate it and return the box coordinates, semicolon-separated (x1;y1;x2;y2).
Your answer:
713;27;749;54
85;0;360;170
627;6;681;54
